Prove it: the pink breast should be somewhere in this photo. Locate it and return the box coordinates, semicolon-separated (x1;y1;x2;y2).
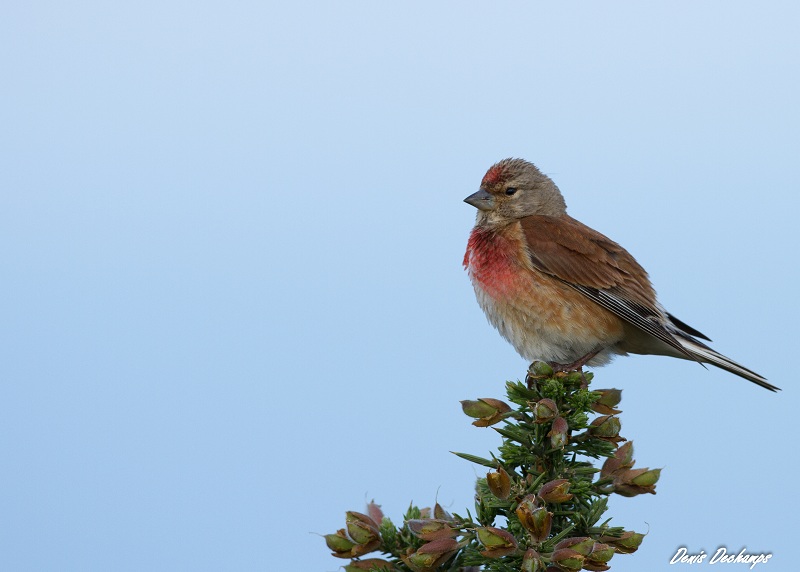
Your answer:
464;228;525;298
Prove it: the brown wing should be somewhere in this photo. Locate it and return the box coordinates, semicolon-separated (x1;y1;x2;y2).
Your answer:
519;215;696;359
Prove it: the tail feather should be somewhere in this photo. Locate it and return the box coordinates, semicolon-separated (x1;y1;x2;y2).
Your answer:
675;335;779;392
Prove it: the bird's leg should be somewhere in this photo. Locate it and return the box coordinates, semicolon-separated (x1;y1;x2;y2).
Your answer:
549;348;601;373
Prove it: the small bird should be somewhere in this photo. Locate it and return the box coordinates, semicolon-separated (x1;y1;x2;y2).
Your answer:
463;158;778;391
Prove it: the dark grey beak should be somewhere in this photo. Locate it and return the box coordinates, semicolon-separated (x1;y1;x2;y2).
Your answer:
464;189;495;211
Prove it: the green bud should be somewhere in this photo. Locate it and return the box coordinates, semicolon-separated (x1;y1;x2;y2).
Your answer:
477;526;518;558
630;468;661;487
604;531;645;554
460;398;512;427
345;511;380;545
532;398;558;423
487;467;511;500
587;542;615;563
325;529;356;557
554;536;595;556
521;548;545;572
528;360;554;377
589;415;621;438
592;389;622;414
538;478;573;503
343;558;393;571
406;518;457;541
550;548;585;571
548;416;569;448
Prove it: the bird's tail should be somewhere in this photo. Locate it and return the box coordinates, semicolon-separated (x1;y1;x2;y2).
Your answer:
674;334;779;392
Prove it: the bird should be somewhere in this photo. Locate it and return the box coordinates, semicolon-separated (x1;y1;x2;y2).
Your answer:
463;158;778;391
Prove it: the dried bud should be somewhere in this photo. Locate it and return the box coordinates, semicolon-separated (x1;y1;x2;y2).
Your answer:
345;511;381;545
553;536;595;556
516;495;552;542
406;519;458;541
550;548;585;571
592;389;622;414
433;502;454;521
366;501;384;525
487;467;511;500
588;415;623;443
528;360;554;377
521;548;545;572
602;531;645;554
538;479;573;503
461;398;512;427
532;398;558;423
476;526;518;558
601;441;635;477
325;529;356;558
548;416;569;448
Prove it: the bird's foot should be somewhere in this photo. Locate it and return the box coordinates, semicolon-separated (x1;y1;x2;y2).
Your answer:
526;350;600;389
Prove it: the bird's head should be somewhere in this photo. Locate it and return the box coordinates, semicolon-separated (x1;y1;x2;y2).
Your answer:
464;158;567;225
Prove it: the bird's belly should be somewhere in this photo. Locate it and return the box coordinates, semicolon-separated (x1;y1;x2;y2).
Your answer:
470;270;625;365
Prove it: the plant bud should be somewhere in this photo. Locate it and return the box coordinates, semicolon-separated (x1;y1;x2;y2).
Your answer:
366;500;384;525
538;479;573;503
528;360;554;377
587;542;615;563
344;558;393;571
406;519;457;541
433;502;453;521
532;398;558;423
589;415;621;438
550;548;585;571
521;548;545;571
487;467;512;500
405;537;459;570
345;511;381;545
476;526;518;558
325;529;356;558
554;536;594;555
602;531;645;554
516;495;552;543
461;398;512;427
591;389;622;414
548;416;569;448
630;468;661;487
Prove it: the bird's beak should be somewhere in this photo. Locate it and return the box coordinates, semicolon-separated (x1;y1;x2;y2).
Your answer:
464;189;495;211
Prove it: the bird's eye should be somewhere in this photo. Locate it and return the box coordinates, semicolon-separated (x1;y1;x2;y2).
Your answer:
505;187;518;196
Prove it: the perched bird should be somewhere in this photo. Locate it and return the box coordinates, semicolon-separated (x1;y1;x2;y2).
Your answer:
463;158;778;391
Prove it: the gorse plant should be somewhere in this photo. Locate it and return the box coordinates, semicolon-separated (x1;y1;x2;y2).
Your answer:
324;362;660;571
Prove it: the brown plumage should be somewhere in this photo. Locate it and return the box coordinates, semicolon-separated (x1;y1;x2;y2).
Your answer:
464;158;778;391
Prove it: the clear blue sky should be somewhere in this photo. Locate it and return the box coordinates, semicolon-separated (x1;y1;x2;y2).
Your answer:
1;2;798;571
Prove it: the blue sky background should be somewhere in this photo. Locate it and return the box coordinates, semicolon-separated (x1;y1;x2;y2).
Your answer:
1;2;798;571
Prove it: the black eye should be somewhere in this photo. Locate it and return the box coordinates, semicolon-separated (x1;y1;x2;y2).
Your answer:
505;187;518;196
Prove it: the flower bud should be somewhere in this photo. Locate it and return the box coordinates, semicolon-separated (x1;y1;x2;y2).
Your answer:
528;360;554;377
554;536;594;555
401;537;459;570
406;518;457;541
325;529;356;558
344;558;393;571
587;542;615;564
548;416;569;448
612;467;660;496
630;468;661;487
487;467;511;500
588;415;624;443
516;495;552;543
550;548;585;571
602;531;645;554
591;389;622;414
345;511;380;545
521;548;545;572
461;398;512;427
532;398;558;423
476;526;518;558
538;478;573;503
